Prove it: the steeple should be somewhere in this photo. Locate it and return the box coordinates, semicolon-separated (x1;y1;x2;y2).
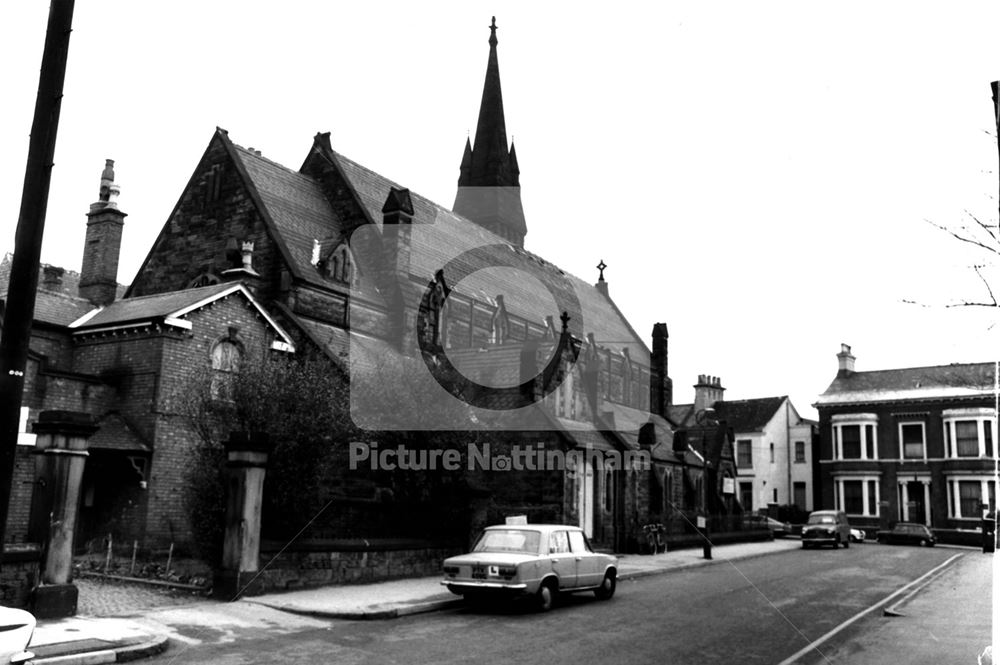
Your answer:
453;16;527;247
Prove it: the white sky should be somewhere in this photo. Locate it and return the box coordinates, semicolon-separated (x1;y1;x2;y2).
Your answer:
2;2;998;420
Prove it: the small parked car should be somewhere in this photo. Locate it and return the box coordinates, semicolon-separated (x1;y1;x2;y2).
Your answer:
0;606;35;664
801;510;852;549
850;528;866;543
876;522;936;547
764;517;791;539
442;524;618;611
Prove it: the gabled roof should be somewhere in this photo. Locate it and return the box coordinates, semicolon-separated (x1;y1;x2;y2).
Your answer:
89;412;151;452
713;397;787;433
668;396;789;433
71;282;296;350
816;362;996;406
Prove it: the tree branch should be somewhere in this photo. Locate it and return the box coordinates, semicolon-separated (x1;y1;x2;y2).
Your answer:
925;218;1000;256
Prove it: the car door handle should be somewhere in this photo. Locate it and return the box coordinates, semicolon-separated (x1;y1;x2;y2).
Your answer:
575;557;582;561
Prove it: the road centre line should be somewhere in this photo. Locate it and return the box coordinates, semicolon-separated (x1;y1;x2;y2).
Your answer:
776;553;965;665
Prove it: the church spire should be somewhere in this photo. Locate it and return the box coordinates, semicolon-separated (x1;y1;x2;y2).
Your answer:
453;17;527;246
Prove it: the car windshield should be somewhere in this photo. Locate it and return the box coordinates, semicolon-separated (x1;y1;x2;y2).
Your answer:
473;529;541;554
808;514;836;525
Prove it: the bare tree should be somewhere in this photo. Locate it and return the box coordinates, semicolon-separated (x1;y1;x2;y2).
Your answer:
908;82;1000;310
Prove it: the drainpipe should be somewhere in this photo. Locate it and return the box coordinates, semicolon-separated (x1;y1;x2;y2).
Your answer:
786;400;793;505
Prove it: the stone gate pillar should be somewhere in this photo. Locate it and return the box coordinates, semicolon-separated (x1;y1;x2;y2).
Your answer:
31;410;96;618
214;432;270;600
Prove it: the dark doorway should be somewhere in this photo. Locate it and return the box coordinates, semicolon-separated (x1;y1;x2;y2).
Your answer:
906;481;927;525
76;451;148;553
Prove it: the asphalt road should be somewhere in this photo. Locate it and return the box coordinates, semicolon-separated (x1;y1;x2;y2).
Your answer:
147;544;969;665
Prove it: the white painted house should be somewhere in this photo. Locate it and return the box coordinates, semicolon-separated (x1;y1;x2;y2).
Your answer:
670;376;817;514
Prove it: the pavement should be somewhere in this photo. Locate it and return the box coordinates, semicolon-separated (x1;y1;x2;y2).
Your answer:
21;538;992;664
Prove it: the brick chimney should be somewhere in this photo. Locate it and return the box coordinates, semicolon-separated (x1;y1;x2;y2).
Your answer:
837;343;856;377
42;265;64;291
79;159;126;306
693;374;725;413
649;323;672;416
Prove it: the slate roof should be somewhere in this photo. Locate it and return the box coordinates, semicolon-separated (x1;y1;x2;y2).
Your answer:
228;139;650;361
89;412;151;452
668;396;788;433
816;362;996;406
0;253;124;327
713;397;787;432
75;282;238;328
236;147;340;276
72;282;297;352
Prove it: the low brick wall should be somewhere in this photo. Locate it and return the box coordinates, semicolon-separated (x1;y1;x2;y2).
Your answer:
665;529;772;551
245;540;462;595
0;544;42;609
933;528;995;548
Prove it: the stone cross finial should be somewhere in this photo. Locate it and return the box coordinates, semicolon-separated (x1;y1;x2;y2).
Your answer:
560;310;570;332
489;16;498;46
596;260;607;282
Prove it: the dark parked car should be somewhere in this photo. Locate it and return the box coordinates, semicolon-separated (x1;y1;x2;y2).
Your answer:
801;510;852;549
876;522;936;547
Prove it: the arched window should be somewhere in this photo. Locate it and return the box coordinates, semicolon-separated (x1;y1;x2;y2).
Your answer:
210;339;242;400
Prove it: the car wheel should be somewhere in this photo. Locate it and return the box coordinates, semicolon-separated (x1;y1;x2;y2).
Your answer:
919;539;928;547
594;571;616;600
536;581;557;612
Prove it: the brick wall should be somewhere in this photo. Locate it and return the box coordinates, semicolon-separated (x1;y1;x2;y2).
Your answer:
4;447;37;544
0;545;41;609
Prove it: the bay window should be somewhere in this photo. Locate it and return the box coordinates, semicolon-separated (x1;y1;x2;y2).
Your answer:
946;475;997;519
831;414;878;460
943;408;997;459
834;475;880;517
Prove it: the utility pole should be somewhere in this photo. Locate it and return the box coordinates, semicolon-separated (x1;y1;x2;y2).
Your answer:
0;1;76;560
989;81;999;551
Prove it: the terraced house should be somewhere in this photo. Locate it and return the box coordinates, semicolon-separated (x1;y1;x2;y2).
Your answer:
815;344;997;541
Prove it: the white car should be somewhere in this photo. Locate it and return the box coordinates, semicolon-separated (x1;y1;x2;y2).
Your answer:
442;524;618;611
850;528;866;543
0;606;35;664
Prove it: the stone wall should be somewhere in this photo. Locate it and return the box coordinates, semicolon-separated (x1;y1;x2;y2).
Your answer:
245;541;460;594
